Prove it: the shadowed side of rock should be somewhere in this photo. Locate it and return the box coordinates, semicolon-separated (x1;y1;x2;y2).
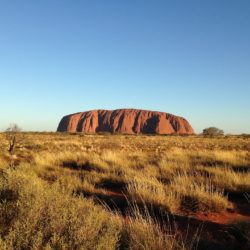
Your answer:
57;109;194;134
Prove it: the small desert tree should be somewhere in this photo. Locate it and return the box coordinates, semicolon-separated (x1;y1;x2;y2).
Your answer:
5;124;22;154
203;127;224;136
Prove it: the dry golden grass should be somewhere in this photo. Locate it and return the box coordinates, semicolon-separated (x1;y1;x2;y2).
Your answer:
0;132;249;249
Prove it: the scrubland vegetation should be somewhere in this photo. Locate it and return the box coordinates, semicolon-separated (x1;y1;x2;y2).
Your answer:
0;132;249;249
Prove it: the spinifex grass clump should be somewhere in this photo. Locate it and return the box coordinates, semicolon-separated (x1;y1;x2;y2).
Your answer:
0;166;121;250
169;172;231;212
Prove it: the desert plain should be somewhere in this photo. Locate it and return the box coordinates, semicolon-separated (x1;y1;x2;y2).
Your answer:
0;132;249;249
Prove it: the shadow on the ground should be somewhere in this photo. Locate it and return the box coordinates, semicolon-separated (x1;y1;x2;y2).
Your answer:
62;160;104;173
227;190;250;217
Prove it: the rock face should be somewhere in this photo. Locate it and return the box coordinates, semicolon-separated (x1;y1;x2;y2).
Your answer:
57;109;194;134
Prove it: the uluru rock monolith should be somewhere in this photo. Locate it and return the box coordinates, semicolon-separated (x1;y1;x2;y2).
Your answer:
57;109;194;134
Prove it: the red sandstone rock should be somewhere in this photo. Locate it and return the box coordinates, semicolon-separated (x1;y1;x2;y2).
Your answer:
57;109;194;134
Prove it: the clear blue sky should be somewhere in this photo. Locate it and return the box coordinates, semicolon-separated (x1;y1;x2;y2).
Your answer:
0;0;249;134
